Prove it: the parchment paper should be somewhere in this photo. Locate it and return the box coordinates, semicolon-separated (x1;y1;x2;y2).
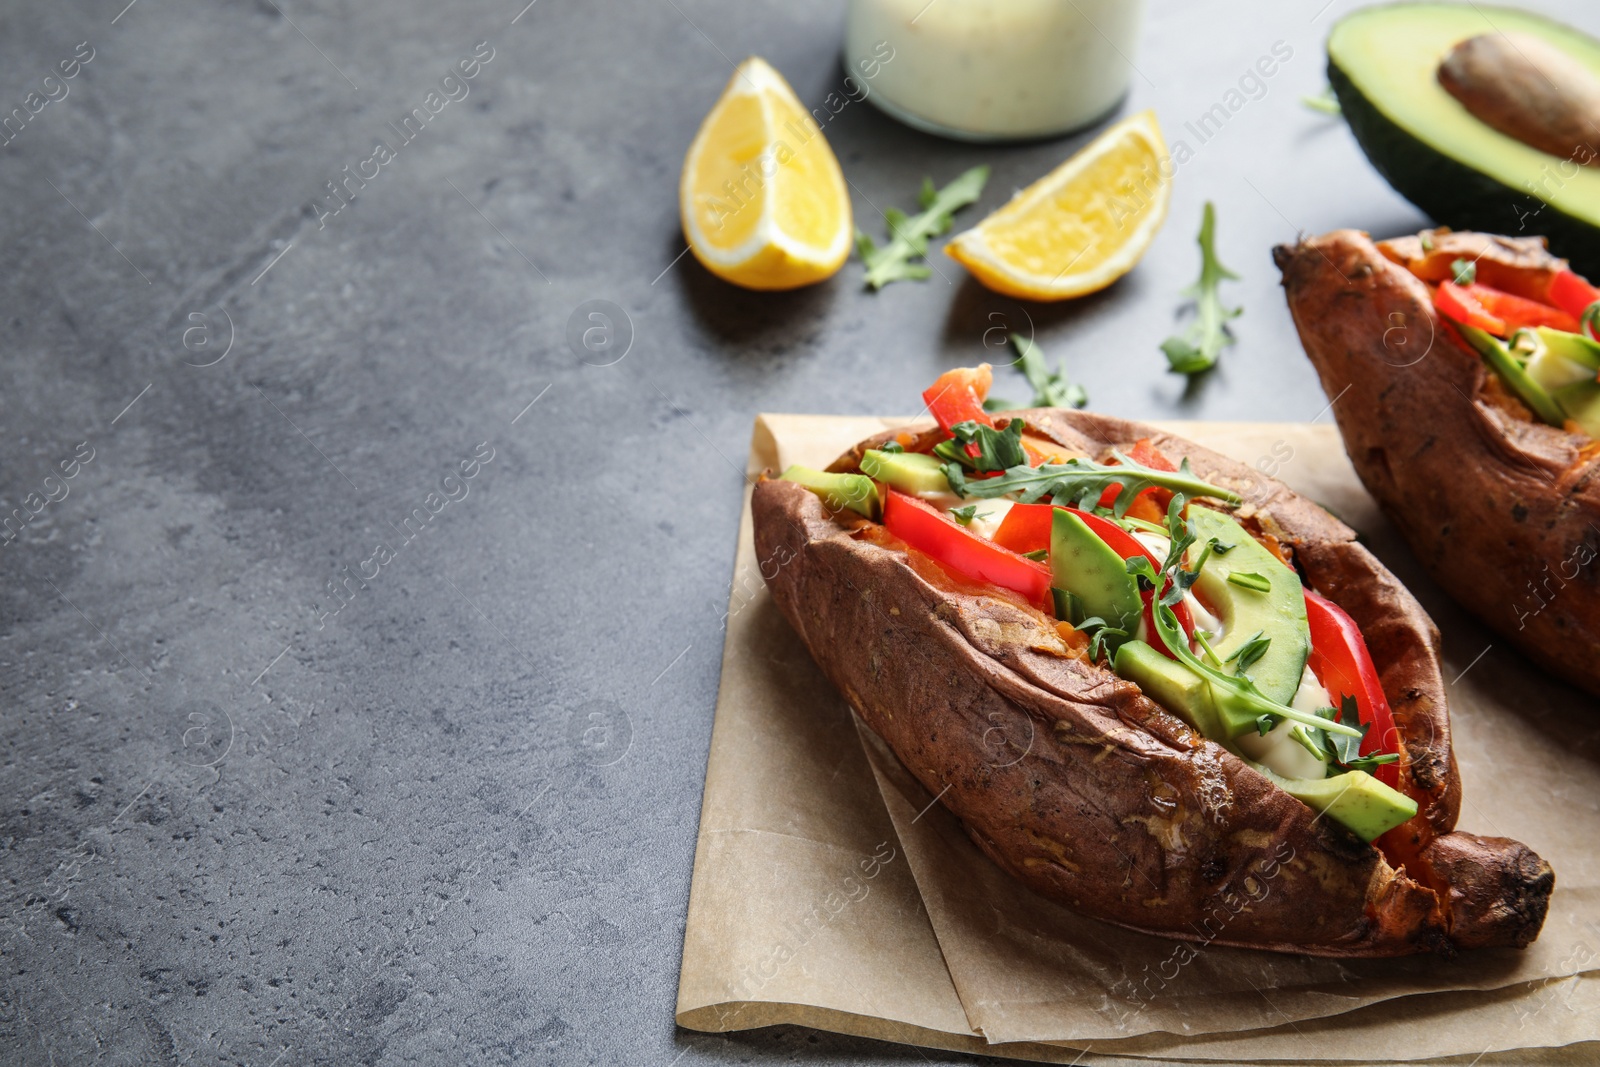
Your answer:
676;414;1600;1063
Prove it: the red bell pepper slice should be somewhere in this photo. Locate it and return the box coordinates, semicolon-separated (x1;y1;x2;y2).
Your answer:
1465;284;1580;333
882;489;1051;605
1548;269;1599;327
992;503;1194;657
1435;280;1506;335
1303;589;1401;789
923;365;994;459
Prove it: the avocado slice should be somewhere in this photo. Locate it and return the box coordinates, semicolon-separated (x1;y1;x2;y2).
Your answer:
860;449;949;495
1458;323;1567;425
1555;381;1600;437
1187;508;1309;706
1114;640;1222;739
777;465;880;520
1051;509;1141;648
1329;4;1600;275
1249;763;1418;843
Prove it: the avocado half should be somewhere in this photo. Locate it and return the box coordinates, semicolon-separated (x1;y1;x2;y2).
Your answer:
1328;3;1600;274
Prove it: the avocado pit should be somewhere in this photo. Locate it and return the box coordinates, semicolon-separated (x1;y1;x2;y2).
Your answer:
1437;31;1600;165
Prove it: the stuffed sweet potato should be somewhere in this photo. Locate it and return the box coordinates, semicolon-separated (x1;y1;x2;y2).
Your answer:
752;366;1552;956
1276;228;1600;698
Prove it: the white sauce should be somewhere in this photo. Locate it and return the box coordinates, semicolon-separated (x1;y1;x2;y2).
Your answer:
930;497;1014;542
1233;663;1334;779
843;0;1148;140
1130;531;1223;643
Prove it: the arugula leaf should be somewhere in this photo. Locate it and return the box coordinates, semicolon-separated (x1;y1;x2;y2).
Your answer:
1582;302;1600;340
990;333;1088;410
1070;615;1127;664
1328;695;1365;767
1316;694;1401;775
1451;257;1477;286
950;505;980;526
880;440;905;454
933;419;1027;472
942;450;1240;515
858;166;990;290
1160;201;1241;376
1301;87;1341;115
1226;571;1272;593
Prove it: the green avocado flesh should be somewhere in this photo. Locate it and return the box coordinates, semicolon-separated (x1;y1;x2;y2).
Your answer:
1251;764;1417;843
778;465;879;519
1187;508;1309;706
1050;510;1141;647
860;449;948;495
1329;4;1600;274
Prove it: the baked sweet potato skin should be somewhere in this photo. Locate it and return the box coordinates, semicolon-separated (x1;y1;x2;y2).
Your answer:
1275;229;1600;698
752;410;1552;956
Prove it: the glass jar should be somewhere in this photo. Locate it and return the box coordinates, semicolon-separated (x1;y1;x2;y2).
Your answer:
844;0;1148;142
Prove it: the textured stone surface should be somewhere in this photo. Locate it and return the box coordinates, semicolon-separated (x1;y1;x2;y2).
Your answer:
1;1;1591;1064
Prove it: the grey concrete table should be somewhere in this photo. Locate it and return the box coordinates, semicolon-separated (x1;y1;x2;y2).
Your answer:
2;1;1591;1064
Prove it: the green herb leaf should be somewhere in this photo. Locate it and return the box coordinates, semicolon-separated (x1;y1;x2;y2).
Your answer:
1226;571;1272;593
943;450;1240;515
1022;548;1048;561
1232;632;1273;674
1290;723;1331;761
1255;715;1275;736
880;440;905;454
1451;257;1477;286
950;505;980;526
1419;231;1435;253
991;333;1088;410
934;418;1027;473
1582;301;1600;340
1301;87;1341;115
859;165;990;290
1160;201;1241;376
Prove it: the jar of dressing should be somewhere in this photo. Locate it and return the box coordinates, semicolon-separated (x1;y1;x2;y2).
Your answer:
844;0;1148;142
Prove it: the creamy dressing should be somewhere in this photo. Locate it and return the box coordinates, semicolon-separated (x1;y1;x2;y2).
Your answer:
1130;530;1223;643
844;0;1148;141
1233;663;1335;779
928;496;1014;542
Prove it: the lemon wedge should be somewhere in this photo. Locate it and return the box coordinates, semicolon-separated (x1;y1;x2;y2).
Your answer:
679;57;852;291
946;110;1171;301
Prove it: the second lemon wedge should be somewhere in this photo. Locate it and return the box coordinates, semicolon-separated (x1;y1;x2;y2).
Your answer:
946;110;1171;301
680;57;852;291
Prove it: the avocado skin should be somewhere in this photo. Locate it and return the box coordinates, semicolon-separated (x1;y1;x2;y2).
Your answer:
1328;58;1600;277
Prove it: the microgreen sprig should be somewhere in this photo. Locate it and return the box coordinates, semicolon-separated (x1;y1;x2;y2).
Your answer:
942;450;1241;517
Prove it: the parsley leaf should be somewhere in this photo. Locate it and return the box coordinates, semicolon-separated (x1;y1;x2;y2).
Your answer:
1451;257;1477;286
942;450;1240;516
857;166;989;290
1160;201;1241;376
933;419;1027;473
995;333;1088;410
